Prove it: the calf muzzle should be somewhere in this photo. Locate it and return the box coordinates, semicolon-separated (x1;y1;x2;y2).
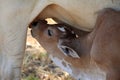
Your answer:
29;19;47;28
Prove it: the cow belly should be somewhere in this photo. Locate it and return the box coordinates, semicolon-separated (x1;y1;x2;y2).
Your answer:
30;0;120;31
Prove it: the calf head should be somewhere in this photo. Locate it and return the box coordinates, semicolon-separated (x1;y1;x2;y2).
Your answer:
30;20;79;58
29;20;91;79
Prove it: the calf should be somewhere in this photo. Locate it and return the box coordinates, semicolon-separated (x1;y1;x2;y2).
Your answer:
29;8;120;80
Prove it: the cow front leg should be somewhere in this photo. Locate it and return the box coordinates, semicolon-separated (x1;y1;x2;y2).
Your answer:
0;27;27;80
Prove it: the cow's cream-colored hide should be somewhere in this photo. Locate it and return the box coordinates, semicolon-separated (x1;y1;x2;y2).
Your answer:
0;0;120;80
30;0;120;31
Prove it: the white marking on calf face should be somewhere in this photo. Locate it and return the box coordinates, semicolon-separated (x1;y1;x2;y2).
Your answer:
49;55;73;75
57;27;66;32
75;34;79;38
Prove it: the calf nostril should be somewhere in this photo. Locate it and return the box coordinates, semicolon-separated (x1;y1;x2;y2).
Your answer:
31;21;38;27
30;20;47;28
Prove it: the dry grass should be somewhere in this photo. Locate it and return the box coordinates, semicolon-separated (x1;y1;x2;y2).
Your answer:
21;29;74;80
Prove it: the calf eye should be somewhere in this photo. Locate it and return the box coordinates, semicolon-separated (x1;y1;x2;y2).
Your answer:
58;45;80;58
47;29;53;36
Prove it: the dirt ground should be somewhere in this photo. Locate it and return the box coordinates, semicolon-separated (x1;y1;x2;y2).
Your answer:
21;29;74;80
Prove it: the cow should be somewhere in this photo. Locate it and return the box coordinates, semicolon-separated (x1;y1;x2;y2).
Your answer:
0;0;120;80
30;8;120;80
